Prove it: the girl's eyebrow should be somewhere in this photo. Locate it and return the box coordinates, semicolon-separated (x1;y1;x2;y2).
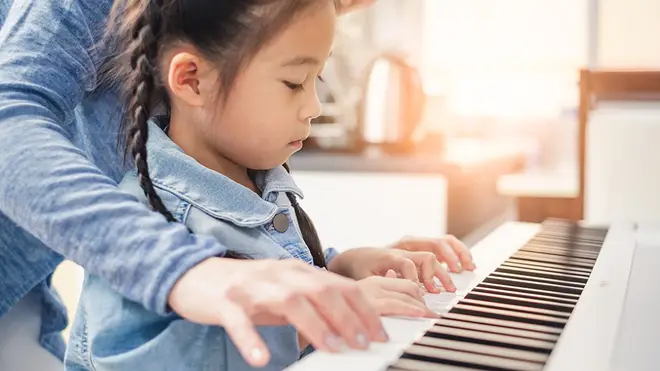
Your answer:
281;52;332;67
282;56;320;67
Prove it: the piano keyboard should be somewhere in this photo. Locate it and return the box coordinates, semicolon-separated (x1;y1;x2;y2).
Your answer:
286;220;621;371
388;219;607;371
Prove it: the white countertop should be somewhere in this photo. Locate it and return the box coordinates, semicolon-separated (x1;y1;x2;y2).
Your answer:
497;163;579;198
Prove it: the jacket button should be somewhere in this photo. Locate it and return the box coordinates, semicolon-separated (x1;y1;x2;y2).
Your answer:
273;213;289;233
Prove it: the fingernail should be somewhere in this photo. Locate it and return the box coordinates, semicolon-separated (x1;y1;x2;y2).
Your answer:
356;332;369;348
324;333;342;352
250;347;264;362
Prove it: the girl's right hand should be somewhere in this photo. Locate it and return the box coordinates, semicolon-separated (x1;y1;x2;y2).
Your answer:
357;270;439;319
167;257;388;368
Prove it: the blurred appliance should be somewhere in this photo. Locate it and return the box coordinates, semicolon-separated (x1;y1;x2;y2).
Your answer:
355;52;426;154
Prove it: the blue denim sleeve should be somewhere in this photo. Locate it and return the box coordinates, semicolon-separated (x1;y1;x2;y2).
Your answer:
0;0;226;314
324;247;340;265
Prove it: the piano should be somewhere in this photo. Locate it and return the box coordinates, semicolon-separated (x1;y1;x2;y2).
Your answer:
286;219;660;371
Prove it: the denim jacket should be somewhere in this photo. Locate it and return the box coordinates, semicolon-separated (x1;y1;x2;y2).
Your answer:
64;119;338;371
1;0;243;360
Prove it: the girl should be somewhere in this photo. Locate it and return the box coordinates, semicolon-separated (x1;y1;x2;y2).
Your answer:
64;0;473;370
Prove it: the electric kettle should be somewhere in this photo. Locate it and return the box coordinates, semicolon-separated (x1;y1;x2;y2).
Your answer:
355;52;426;154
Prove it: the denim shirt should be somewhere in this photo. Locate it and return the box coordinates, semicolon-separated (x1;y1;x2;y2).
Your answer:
64;119;337;371
0;0;328;361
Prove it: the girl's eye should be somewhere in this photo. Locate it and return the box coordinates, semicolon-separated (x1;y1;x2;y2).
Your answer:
283;76;324;93
284;81;304;92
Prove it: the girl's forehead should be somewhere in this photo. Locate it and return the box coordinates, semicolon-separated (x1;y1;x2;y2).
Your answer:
256;4;336;65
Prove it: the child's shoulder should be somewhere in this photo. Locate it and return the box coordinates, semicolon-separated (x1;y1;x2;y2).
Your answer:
119;170;186;222
118;170;145;202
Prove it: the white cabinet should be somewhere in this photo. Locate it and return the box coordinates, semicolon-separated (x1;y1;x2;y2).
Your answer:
585;103;660;224
291;171;447;252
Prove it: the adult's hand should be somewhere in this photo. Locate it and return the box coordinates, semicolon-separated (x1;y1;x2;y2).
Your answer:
168;257;388;368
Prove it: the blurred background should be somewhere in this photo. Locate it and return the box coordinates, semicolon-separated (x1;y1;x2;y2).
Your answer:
54;0;660;338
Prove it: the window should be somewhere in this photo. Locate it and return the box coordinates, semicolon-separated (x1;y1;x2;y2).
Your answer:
421;0;589;119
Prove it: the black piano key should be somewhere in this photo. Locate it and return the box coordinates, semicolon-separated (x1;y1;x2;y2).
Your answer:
528;236;604;251
434;318;560;342
504;259;593;274
465;291;575;313
494;266;589;284
501;261;591;277
425;325;555;353
388;358;480;371
512;251;596;268
537;229;607;242
539;219;607;234
477;282;580;301
459;298;571;319
535;225;607;238
519;245;600;260
483;276;584;295
531;231;606;241
400;345;545;371
525;237;604;250
488;272;586;289
471;285;578;305
415;336;550;363
451;303;568;328
440;313;562;335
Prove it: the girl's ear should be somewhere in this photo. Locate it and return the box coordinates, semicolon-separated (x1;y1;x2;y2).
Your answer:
167;52;216;107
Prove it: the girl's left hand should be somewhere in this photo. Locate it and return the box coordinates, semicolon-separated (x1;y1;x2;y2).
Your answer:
328;247;456;293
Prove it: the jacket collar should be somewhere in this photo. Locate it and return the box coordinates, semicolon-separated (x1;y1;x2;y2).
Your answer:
144;118;304;227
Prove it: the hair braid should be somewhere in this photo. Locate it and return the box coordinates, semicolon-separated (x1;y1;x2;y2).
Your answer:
282;163;327;268
124;0;175;222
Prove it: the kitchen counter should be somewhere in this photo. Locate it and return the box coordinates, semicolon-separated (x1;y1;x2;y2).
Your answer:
289;151;455;173
290;140;525;175
289;139;526;241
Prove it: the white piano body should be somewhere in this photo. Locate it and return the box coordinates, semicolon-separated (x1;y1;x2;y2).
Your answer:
285;221;660;371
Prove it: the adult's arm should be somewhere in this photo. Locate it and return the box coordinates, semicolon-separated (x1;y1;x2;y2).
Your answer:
0;0;226;314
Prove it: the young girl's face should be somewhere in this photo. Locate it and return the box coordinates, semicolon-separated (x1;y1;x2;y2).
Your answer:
166;1;337;172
